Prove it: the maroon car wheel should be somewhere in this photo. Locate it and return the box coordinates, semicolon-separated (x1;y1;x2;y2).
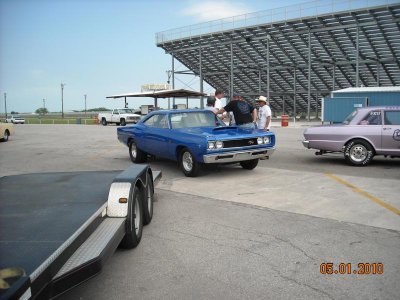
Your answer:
344;139;374;166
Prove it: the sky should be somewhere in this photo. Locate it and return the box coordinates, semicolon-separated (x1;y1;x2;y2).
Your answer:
0;0;308;113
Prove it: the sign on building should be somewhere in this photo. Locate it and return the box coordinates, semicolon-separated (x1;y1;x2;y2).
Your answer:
141;84;171;92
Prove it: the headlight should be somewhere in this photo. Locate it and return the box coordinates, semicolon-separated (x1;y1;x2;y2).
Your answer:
257;137;263;144
208;141;215;149
216;141;224;149
263;137;270;144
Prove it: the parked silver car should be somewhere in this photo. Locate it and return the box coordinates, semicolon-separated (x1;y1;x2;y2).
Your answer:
303;106;400;166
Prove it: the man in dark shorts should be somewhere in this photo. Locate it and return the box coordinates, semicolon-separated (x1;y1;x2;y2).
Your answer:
214;93;257;129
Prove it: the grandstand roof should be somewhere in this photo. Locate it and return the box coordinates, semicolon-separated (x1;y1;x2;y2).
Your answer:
156;0;400;118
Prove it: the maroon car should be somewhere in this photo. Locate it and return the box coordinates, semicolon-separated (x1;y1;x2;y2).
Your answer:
303;106;400;166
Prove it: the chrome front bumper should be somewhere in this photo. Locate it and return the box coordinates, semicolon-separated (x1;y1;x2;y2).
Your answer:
302;140;310;149
203;147;275;164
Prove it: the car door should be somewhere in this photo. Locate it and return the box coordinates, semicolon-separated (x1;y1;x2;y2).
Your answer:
382;110;400;155
141;114;170;157
112;110;119;123
358;109;383;150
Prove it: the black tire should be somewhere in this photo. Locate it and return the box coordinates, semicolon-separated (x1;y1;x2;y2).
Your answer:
179;148;201;177
119;186;143;249
129;140;147;163
344;139;374;166
120;119;126;126
2;130;9;142
143;172;154;225
240;159;259;170
101;118;107;126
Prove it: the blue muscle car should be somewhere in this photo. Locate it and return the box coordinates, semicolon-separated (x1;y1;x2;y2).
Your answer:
117;109;276;177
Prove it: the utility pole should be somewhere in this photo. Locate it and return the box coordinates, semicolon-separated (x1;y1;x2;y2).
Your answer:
84;94;87;115
4;93;7;119
43;98;46;110
61;83;65;118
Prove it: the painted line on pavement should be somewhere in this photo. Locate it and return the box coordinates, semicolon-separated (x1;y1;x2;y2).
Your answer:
325;173;400;216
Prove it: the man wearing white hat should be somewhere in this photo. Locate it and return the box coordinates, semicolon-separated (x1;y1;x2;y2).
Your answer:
256;96;272;131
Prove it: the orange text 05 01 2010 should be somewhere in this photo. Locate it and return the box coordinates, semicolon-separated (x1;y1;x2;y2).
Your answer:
320;263;384;275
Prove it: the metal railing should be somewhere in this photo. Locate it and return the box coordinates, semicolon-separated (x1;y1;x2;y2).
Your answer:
156;0;399;44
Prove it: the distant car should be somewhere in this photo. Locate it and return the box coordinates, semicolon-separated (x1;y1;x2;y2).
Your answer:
0;122;14;142
117;110;276;177
98;108;141;126
303;106;400;166
6;115;25;124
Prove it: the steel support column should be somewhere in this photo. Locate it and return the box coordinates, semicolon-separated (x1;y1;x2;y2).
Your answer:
230;43;234;102
282;96;285;115
267;36;270;100
356;26;360;87
199;48;204;109
332;64;336;91
172;53;175;108
307;31;311;121
258;70;262;95
293;67;297;124
377;63;380;86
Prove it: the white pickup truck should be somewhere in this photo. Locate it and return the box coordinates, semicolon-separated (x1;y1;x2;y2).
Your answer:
98;108;141;126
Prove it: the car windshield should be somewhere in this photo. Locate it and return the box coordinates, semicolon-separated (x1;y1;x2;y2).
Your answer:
118;109;134;113
170;111;223;129
342;110;358;125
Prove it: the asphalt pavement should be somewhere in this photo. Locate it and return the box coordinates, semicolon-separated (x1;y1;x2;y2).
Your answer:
0;123;399;300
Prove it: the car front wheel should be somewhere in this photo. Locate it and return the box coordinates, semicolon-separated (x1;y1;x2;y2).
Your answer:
344;139;374;166
240;159;259;170
180;148;200;177
101;118;107;126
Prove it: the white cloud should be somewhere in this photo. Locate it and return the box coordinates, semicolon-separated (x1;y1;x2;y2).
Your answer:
181;1;251;22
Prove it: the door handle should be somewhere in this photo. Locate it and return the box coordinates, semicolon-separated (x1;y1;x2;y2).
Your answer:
383;127;392;130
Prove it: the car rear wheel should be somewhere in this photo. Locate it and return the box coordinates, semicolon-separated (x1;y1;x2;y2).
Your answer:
129;140;147;163
101;118;107;126
240;159;259;170
120;119;126;126
344;139;374;166
180;148;200;177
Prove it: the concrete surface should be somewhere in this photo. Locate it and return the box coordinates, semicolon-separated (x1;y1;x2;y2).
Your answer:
0;124;399;300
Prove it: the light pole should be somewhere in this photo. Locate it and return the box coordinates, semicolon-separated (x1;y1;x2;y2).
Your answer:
4;93;7;119
61;83;65;118
43;98;46;110
84;94;87;115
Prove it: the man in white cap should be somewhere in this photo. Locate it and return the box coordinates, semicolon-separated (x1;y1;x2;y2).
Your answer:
256;96;272;131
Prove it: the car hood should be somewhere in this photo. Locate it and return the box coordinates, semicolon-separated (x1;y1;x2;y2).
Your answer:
176;126;266;139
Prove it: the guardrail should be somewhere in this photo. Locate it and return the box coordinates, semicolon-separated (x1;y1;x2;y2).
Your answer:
23;118;98;125
156;0;399;43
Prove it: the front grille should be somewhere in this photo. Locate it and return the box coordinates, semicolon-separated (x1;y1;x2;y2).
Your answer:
223;138;258;148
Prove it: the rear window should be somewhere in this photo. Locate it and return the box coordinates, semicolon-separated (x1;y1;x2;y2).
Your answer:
342;110;358;125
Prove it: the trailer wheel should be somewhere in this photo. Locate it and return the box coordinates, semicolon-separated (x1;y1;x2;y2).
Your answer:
129;140;147;163
119;186;143;249
143;172;154;225
240;159;259;170
101;118;107;126
2;130;9;142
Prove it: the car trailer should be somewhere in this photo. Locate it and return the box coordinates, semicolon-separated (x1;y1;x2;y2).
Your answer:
0;165;161;300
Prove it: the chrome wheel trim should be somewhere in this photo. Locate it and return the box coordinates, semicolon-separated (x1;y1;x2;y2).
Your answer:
182;152;193;172
130;142;137;159
134;193;141;235
350;144;367;162
147;183;152;212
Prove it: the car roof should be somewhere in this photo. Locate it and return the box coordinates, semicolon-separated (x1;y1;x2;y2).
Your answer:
148;109;211;115
358;106;400;111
